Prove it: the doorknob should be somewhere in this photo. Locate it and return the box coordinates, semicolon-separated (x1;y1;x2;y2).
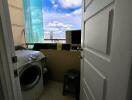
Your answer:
77;48;83;51
14;69;18;78
11;56;17;64
79;55;83;59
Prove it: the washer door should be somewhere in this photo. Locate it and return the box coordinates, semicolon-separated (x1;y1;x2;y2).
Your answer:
20;64;41;90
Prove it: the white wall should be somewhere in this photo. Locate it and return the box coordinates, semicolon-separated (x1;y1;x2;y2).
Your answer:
8;0;25;45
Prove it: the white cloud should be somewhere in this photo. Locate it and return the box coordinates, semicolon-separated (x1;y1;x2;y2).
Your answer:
43;10;81;24
43;10;81;39
58;0;82;8
72;8;81;15
47;21;73;28
50;0;59;8
53;4;58;8
45;21;73;32
43;0;82;39
51;0;55;4
63;8;81;17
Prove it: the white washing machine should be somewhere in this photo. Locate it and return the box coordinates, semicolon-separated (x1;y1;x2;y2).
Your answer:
19;59;44;100
15;50;45;100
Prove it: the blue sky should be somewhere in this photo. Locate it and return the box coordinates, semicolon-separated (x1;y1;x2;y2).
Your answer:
42;0;82;39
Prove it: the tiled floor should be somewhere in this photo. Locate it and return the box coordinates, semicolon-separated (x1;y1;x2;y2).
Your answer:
39;81;75;100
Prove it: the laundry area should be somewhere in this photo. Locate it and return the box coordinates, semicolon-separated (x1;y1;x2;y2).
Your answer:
6;0;82;99
14;43;81;100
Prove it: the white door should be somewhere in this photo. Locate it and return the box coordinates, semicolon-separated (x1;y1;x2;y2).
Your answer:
0;0;22;100
80;0;132;100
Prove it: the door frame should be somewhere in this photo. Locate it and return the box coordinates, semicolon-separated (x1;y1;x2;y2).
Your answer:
0;0;22;100
80;0;85;99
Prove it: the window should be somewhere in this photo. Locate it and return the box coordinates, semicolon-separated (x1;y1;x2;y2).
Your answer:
23;0;82;43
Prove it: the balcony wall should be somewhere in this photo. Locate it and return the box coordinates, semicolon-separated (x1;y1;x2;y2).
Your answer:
41;49;80;82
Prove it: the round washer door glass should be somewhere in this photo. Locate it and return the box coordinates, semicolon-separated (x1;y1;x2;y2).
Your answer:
20;64;41;90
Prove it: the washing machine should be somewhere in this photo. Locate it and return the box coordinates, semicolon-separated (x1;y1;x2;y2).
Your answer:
18;59;44;100
15;50;46;100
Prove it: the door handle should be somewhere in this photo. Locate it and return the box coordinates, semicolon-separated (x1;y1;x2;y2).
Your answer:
79;55;84;59
14;69;18;78
11;56;17;64
77;48;83;51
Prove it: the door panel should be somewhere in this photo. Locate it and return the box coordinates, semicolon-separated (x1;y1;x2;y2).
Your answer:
81;0;132;100
83;79;95;100
83;59;106;100
84;5;112;53
84;0;114;20
82;88;90;100
82;2;112;100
